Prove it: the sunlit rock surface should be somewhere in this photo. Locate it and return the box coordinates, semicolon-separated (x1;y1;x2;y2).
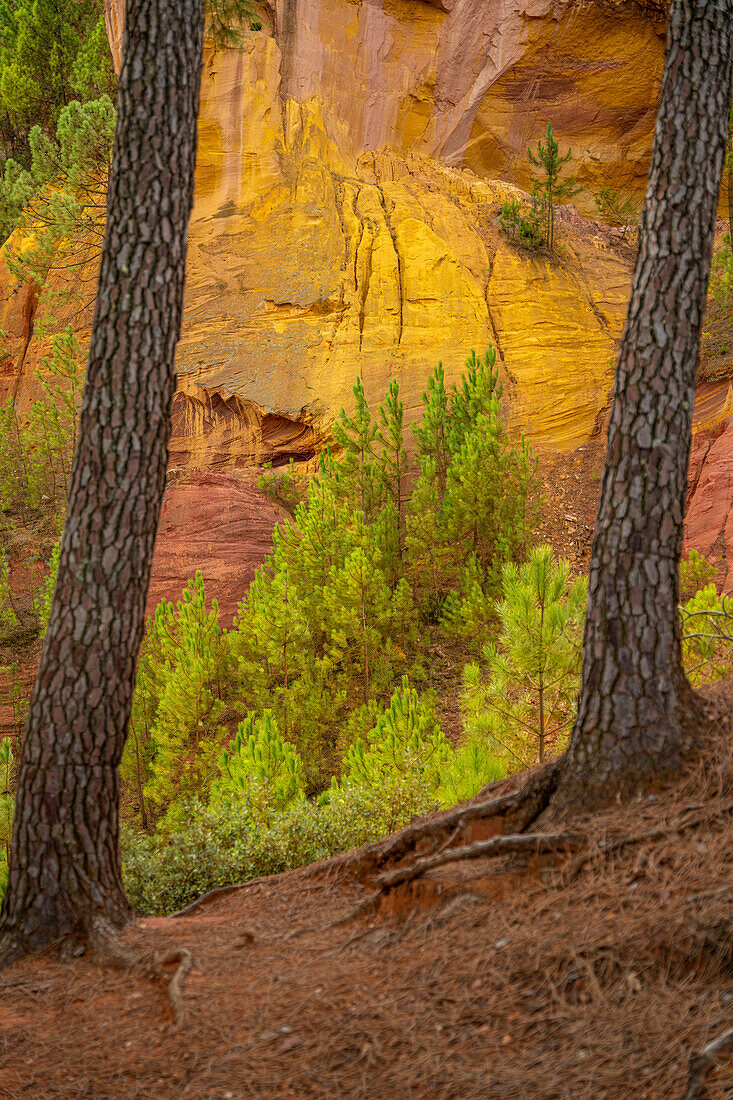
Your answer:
92;0;671;460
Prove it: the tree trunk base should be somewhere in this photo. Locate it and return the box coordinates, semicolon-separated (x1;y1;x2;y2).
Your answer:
549;680;710;817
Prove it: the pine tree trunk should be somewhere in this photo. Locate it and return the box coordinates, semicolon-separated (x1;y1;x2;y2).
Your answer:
0;0;204;960
553;0;733;811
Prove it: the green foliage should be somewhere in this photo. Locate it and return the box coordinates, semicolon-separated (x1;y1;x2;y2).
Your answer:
257;458;307;514
332;376;380;518
462;546;586;767
122;573;231;829
122;356;540;837
0;735;15;902
405;349;541;643
0;662;27;754
32;538;60;637
680;549;717;604
680;584;733;686
527;122;581;250
411;362;449;496
498;198;544;251
0;736;14;860
340;677;451;796
709;235;733;305
232;461;417;789
0;553;17;635
0;324;84;534
1;94;115;288
376;379;408;578
0;0;115;165
212;710;305;824
594;185;640;237
439;734;507;804
122;784;426;916
207;0;263;50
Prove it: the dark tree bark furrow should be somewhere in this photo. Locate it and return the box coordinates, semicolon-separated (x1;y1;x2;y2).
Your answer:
0;0;205;956
554;0;733;809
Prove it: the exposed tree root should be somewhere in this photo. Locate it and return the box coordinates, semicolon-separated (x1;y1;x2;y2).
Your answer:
374;797;733;893
377;832;582;890
683;1024;733;1100
158;948;193;1027
0;934;23;971
171;875;274;918
345;761;561;882
284;891;382;941
563;800;733;883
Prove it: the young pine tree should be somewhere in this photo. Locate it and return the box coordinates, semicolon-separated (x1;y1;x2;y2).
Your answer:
124;574;230;827
462;546;586;767
404;455;453;620
338;678;451;828
376;379;408;577
412;362;450;497
332;377;380;519
211;710;305;825
324;541;394;706
527;123;581;250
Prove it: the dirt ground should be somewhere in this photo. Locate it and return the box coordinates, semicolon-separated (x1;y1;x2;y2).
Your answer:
2;684;733;1100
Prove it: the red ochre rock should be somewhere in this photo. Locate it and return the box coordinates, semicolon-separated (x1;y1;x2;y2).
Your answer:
686;414;733;589
146;471;290;627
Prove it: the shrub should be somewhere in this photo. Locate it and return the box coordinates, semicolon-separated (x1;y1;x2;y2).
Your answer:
498;198;544;251
122;781;428;916
211;710;305;825
594;185;640;237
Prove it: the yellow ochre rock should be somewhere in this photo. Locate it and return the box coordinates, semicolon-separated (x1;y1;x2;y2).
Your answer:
6;0;670;461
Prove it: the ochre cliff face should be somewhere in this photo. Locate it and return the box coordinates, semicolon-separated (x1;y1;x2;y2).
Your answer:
98;1;664;461
4;0;669;464
274;0;666;209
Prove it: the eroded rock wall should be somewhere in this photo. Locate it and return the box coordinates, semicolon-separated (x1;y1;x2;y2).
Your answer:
5;0;668;463
100;1;657;457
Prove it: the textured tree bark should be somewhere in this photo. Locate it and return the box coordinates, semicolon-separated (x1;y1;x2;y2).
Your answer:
553;0;733;811
0;0;204;961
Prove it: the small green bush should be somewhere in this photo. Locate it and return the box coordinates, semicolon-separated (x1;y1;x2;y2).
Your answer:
121;780;430;916
211;710;305;824
498;199;544;251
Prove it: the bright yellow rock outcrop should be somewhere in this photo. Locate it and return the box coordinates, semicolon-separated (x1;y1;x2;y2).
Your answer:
4;0;669;460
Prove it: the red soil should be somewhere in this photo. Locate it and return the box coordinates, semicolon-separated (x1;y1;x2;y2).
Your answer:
2;686;732;1099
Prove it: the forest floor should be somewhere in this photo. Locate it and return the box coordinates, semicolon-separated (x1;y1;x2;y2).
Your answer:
2;683;733;1099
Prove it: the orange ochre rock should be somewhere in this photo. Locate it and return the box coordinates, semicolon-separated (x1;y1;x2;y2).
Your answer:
4;0;733;591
